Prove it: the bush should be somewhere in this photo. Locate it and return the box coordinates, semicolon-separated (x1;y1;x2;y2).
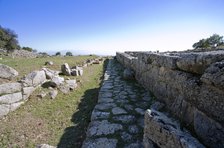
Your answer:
55;52;61;56
66;51;73;56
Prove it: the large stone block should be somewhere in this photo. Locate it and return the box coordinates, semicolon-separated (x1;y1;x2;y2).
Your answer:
0;82;22;95
22;86;35;100
0;104;10;117
176;50;224;74
0;92;23;104
0;64;18;79
201;60;224;90
22;70;46;87
61;63;71;76
144;109;205;148
194;110;224;148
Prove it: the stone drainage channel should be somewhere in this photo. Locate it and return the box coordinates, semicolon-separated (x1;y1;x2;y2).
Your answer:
82;59;154;148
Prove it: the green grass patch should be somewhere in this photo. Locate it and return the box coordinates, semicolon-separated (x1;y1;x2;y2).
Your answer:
0;57;107;148
0;55;97;80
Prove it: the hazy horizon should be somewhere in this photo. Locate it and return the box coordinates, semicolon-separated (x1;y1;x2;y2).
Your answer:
1;0;224;55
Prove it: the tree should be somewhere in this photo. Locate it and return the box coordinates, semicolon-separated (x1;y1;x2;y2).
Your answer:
192;34;224;49
66;51;73;56
0;25;20;51
192;39;210;49
55;52;61;56
207;34;223;47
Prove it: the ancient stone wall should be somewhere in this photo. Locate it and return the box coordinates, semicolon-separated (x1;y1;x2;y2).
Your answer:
116;50;224;147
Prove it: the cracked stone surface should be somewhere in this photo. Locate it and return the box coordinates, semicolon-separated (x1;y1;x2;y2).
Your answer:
82;59;153;147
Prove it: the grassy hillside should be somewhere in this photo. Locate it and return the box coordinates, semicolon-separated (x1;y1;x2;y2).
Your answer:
0;56;107;148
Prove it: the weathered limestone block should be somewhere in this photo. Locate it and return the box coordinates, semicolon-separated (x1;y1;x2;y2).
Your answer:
65;79;77;90
44;61;54;65
144;109;205;148
194;110;224;148
71;69;79;76
0;82;22;95
10;101;24;112
22;86;35;100
0;92;23;104
86;120;123;137
0;64;18;79
0;104;10;117
196;84;224;123
61;63;71;76
22;70;46;87
117;51;224;148
51;76;64;87
145;53;179;69
201;60;224;90
176;50;224;74
42;68;59;79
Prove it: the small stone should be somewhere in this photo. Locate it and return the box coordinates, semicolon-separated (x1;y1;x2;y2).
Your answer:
135;108;145;115
124;142;144;148
91;110;110;120
113;115;136;124
82;138;117;148
121;132;132;142
112;107;127;115
49;90;58;99
128;125;139;134
37;92;47;98
87;120;123;136
124;104;134;111
98;97;114;103
45;61;53;65
36;144;56;148
95;103;116;111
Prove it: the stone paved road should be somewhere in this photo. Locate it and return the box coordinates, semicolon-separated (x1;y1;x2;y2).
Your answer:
82;59;153;148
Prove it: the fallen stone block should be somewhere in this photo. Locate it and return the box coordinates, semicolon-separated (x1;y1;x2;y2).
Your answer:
22;86;35;100
0;92;23;104
0;64;18;79
194;110;224;148
0;82;22;95
144;109;205;148
0;104;10;117
61;63;71;76
22;70;46;87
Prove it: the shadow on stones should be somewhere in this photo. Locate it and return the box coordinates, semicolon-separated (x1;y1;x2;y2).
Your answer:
57;59;109;148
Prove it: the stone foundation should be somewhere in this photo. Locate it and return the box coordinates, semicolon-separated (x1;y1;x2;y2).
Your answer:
116;50;224;147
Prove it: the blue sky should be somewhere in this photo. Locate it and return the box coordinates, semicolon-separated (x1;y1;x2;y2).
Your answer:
0;0;224;55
